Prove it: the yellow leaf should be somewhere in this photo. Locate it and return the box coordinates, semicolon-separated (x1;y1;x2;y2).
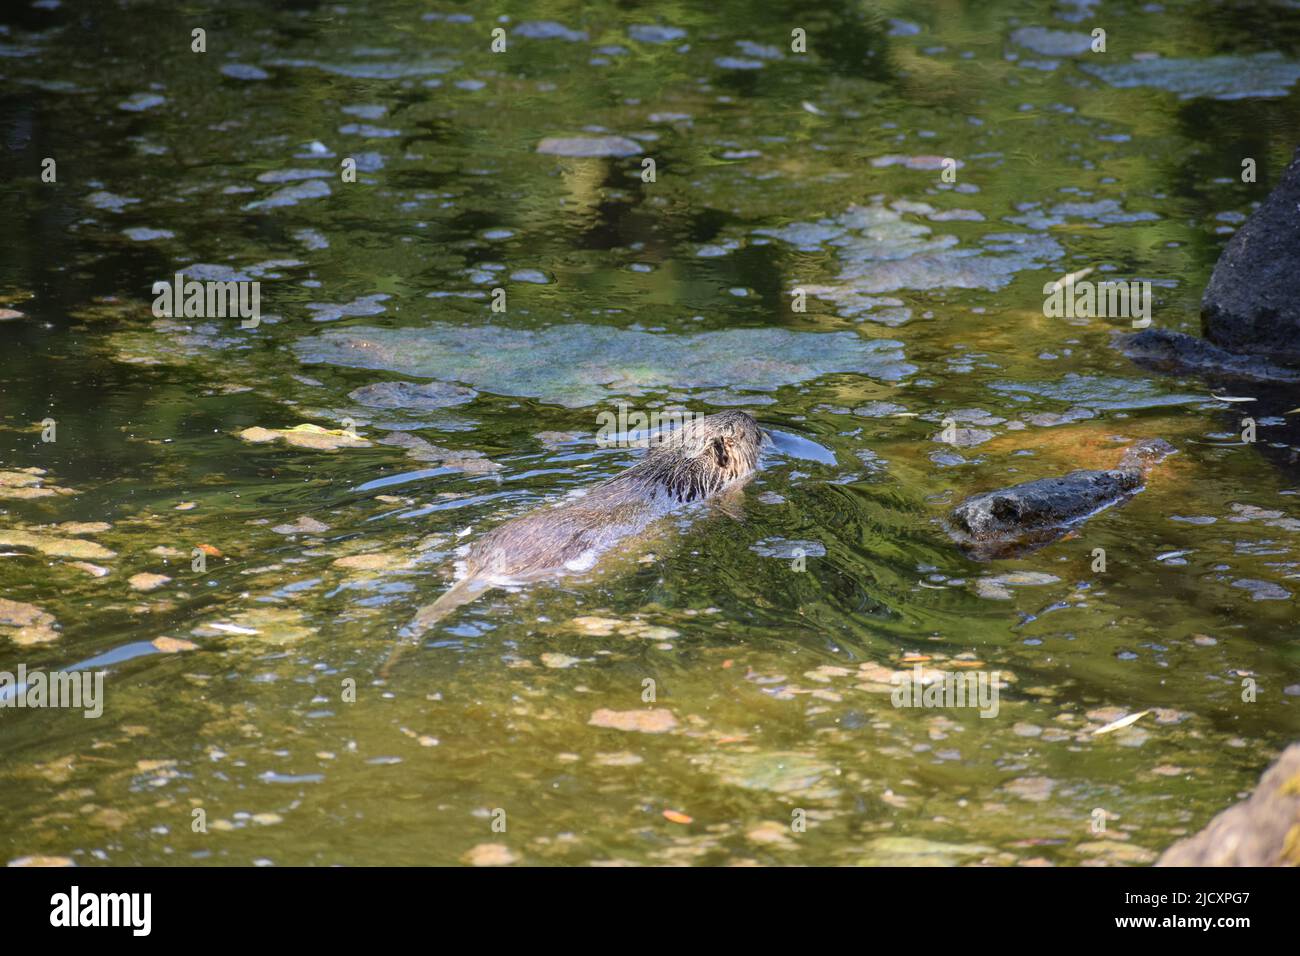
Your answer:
1092;710;1149;735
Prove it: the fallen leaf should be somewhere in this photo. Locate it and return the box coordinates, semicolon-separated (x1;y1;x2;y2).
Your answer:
202;608;313;644
571;615;620;636
0;530;115;560
588;708;678;733
332;553;399;570
541;652;581;669
207;622;259;635
0;598;59;644
238;424;370;451
135;759;176;773
1092;710;1150;735
7;855;74;867
128;573;171;592
462;843;518;866
746;821;795;846
152;636;198;653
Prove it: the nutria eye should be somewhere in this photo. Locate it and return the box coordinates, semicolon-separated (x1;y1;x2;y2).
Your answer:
711;437;730;469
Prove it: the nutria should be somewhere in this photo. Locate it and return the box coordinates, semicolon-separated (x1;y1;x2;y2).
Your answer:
948;437;1176;559
385;410;765;668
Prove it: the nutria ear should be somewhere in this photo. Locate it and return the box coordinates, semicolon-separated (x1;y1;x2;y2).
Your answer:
711;436;730;469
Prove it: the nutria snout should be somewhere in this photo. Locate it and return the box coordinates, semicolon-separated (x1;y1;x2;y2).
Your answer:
387;410;765;664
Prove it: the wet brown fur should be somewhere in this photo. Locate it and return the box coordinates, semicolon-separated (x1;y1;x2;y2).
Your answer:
385;411;764;671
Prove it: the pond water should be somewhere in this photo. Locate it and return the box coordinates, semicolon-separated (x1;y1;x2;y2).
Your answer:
1;0;1298;866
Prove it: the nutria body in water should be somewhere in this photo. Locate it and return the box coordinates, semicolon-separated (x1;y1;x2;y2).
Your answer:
394;410;765;653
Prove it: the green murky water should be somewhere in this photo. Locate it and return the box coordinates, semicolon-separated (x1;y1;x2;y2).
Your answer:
2;0;1299;866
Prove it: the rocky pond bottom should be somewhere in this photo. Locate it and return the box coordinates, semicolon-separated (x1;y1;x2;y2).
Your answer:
2;0;1299;866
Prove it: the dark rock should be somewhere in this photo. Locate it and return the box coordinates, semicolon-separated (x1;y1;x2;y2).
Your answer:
1115;329;1300;478
1157;743;1300;866
948;439;1175;559
1116;329;1300;384
1202;147;1300;362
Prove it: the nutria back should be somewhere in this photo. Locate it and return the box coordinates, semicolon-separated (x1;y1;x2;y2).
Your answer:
467;409;764;582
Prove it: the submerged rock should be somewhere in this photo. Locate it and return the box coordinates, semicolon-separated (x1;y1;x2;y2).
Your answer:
1201;146;1300;363
348;380;477;409
628;24;686;44
948;439;1175;559
294;322;913;407
514;21;588;42
1081;52;1300;101
754;203;1061;324
695;751;840;800
0;469;76;499
220;63;269;81
1157;744;1300;866
858;836;997;867
244;179;331;211
0;529;114;560
536;136;641;158
265;58;455;80
1010;27;1093;57
0;598;59;645
989;373;1201;411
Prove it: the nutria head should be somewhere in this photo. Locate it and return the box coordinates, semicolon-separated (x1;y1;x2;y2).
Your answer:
631;410;764;503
